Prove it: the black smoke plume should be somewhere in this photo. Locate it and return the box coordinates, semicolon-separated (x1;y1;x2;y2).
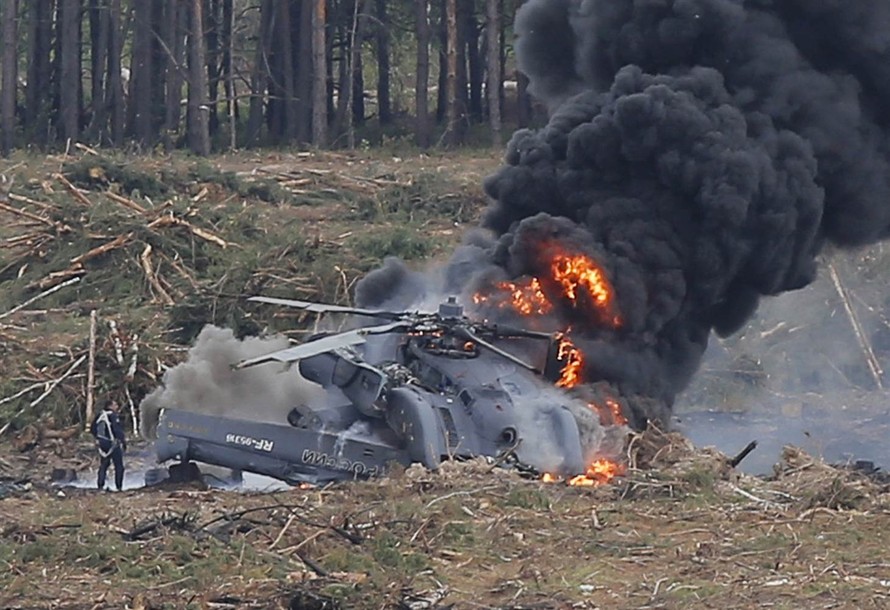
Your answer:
358;0;890;428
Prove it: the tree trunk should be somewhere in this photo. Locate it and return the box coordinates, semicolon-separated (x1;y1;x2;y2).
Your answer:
277;0;296;142
265;3;283;139
498;0;506;117
0;0;17;156
204;0;220;135
59;0;81;142
187;0;210;154
311;0;327;147
325;14;335;122
444;0;459;146
333;17;348;140
462;0;482;122
414;0;431;148
162;0;186;146
374;0;391;125
26;0;53;143
296;0;313;143
222;0;236;148
485;0;500;145
517;71;531;128
107;0;124;145
150;1;165;138
436;2;446;124
87;0;109;141
333;0;368;148
130;0;154;143
352;40;365;126
246;0;273;146
454;0;468;137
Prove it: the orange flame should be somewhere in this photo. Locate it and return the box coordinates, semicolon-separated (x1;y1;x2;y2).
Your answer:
555;334;584;388
473;277;553;316
550;251;621;327
588;398;628;427
473;246;620;326
605;397;628;426
543;458;624;487
567;459;624;486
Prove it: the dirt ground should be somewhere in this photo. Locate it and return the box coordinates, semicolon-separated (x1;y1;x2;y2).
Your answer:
2;428;890;610
2;150;890;609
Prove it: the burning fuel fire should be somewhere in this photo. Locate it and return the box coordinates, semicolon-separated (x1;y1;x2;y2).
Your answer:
603;398;628;427
472;277;552;315
473;244;619;326
555;333;584;388
471;243;630;487
550;252;621;327
542;458;625;486
567;459;625;486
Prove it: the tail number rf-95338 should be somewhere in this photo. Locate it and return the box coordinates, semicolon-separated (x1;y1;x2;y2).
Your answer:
225;433;274;452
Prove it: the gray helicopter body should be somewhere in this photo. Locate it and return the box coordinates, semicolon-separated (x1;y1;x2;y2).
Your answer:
152;297;588;485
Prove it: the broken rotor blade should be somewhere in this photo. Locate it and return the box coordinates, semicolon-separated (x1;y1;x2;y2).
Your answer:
453;327;539;372
233;321;411;369
486;323;554;340
248;296;407;320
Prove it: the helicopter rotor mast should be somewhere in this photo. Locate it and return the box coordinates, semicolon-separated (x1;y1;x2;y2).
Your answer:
240;295;557;374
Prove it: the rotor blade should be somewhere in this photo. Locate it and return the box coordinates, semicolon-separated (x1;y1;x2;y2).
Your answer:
233;321;410;369
248;296;405;320
454;327;539;373
486;324;554;340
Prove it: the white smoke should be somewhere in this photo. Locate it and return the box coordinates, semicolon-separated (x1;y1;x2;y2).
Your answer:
140;325;324;438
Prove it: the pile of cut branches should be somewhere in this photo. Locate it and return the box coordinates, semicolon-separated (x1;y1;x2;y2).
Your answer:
0;149;490;437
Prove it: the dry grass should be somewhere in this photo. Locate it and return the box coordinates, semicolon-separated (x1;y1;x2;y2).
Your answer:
1;430;889;609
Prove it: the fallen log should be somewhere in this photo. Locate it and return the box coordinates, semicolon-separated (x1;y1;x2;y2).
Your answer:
26;267;86;291
106;191;148;215
7;192;59;211
70;232;133;265
0;276;82;321
54;173;93;206
729;440;758;469
147;213;229;248
140;244;175;305
0;200;71;233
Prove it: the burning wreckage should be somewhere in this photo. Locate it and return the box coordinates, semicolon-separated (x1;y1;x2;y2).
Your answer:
149;246;631;488
145;0;890;487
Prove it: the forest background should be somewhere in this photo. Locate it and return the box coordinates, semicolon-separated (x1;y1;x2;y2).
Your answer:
0;0;537;157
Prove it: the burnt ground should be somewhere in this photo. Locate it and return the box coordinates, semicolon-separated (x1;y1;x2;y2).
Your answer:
2;150;890;609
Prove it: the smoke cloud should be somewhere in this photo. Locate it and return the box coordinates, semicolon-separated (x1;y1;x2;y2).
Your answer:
358;0;890;428
140;325;323;438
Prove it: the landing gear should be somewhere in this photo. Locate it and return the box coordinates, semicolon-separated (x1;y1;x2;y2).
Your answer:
143;467;169;487
167;461;202;483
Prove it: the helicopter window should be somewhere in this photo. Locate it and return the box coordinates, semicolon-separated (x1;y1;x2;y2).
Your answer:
459;390;473;407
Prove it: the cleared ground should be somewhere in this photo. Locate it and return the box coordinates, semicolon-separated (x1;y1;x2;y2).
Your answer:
2;430;889;609
1;150;889;609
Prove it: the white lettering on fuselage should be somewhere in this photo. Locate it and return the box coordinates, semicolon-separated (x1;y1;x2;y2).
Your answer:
225;433;274;452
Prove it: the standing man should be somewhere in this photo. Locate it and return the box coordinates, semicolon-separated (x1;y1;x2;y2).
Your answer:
90;400;127;491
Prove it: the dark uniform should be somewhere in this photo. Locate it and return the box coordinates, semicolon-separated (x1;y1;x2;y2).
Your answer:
90;403;127;491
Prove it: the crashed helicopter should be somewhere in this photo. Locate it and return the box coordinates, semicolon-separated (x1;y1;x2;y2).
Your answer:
151;295;619;486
